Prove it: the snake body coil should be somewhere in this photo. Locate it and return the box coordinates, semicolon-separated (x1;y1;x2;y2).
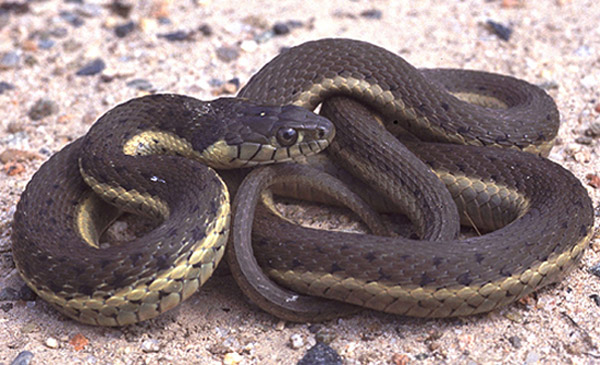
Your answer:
11;39;594;325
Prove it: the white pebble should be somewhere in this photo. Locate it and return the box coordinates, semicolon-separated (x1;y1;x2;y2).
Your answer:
45;337;59;349
141;339;161;353
290;333;304;349
223;352;243;365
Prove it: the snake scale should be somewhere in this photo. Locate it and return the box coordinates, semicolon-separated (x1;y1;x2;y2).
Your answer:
11;38;594;325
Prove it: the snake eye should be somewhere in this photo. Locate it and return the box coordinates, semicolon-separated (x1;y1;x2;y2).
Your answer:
276;127;298;146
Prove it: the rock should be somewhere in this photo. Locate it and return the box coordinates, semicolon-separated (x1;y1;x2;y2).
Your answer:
590;294;600;307
272;22;290;35
290;334;304;349
110;0;133;18
486;20;513;41
45;337;59;349
126;78;154;91
223;352;243;365
508;335;522;349
297;343;342;365
0;287;18;301
59;11;84;27
575;136;593;145
115;21;135;37
0;51;20;69
198;23;212;36
0;81;15;94
360;9;383;19
158;30;192;41
76;3;103;18
141;339;160;353
590;262;600;277
28;99;59;121
584;122;600;138
10;351;34;365
216;46;239;62
38;38;55;50
76;58;106;76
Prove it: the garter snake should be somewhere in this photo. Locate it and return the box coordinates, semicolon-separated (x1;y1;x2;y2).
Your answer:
227;39;594;321
11;95;334;326
11;39;594;325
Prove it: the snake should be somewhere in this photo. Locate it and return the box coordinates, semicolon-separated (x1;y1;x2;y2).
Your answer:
11;95;334;326
11;38;594;325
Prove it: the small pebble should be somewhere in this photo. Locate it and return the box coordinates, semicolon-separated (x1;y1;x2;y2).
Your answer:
275;320;286;331
216;46;240;62
141;339;161;353
126;78;154;91
575;136;594;145
240;39;258;53
290;333;304;349
158;30;192;41
38;38;55;50
525;351;540;365
574;45;593;57
49;27;69;38
590;262;600;277
28;99;59;121
584;122;600;138
1;2;29;14
272;22;290;35
1;302;13;312
76;3;103;18
0;51;20;69
297;343;342;365
589;294;600;306
0;287;19;301
198;23;212;36
114;21;135;38
508;335;522;349
10;351;34;365
0;81;15;94
223;352;243;365
59;11;84;27
45;337;59;349
76;58;106;76
360;9;383;19
486;20;513;41
110;0;133;18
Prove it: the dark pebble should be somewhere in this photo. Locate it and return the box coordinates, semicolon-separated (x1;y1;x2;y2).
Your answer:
0;2;29;14
158;17;172;25
198;23;212;36
216;46;239;62
115;21;135;38
49;27;69;38
110;0;133;18
590;262;600;278
272;22;290;35
508;335;522;349
28;98;59;121
76;3;103;18
590;294;600;307
126;78;153;91
575;136;594;145
158;30;192;41
486;20;513;41
0;51;20;69
38;38;55;50
19;284;36;301
360;9;383;19
0;81;15;94
59;11;84;27
0;287;19;301
10;351;34;365
1;302;13;312
297;343;342;365
76;58;105;76
584;122;600;138
64;0;83;3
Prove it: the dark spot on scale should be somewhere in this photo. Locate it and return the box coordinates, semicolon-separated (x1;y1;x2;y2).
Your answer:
52;183;60;190
536;132;546;141
561;222;568;229
155;254;170;271
45;198;53;206
546;114;552;121
441;102;449;111
100;259;112;268
78;284;94;296
364;251;377;262
499;266;512;277
48;281;63;294
432;256;443;267
456;163;466;172
457;126;470;134
378;267;391;281
167;227;178;237
477;86;487;91
417;103;426;112
117;118;128;124
331;263;343;273
456;272;472;286
392;120;399;125
191;226;206;241
340;244;350;251
474;253;485;264
152;138;159;144
420;273;436;286
580;224;589;237
291;259;302;268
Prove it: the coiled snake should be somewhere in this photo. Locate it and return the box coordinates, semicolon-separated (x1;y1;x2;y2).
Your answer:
12;39;594;325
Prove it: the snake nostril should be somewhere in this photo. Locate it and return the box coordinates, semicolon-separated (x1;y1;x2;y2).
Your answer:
317;127;326;139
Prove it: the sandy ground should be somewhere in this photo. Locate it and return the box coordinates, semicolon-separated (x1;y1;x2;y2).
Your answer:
1;0;599;364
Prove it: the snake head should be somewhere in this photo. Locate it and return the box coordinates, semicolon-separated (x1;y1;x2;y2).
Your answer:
207;99;335;168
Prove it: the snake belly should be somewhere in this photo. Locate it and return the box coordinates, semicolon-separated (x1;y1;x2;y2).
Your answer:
11;94;334;326
226;38;595;321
